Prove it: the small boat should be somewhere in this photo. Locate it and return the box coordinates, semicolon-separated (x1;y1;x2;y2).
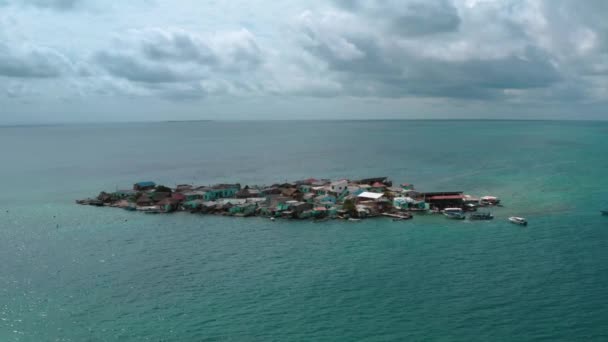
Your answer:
392;215;413;221
270;217;275;221
348;218;361;222
443;208;466;220
480;196;500;206
508;216;527;226
469;212;494;220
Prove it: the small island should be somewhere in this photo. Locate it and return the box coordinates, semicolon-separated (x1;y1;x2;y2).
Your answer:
77;177;501;221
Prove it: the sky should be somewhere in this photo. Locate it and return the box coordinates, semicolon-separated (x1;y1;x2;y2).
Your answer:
0;0;606;123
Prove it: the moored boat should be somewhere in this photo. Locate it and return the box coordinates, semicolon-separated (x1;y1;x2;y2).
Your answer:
443;208;466;220
469;212;493;220
508;216;527;226
480;196;500;206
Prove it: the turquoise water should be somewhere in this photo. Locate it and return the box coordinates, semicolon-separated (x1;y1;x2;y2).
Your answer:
1;120;607;341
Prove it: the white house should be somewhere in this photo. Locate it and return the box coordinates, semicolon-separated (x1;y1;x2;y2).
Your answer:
329;180;348;194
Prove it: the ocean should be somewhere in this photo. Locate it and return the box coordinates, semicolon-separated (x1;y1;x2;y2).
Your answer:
1;120;607;341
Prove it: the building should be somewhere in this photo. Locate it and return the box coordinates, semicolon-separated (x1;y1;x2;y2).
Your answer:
133;181;156;191
419;192;465;210
370;182;387;193
329;180;348;194
357;192;384;201
201;184;241;200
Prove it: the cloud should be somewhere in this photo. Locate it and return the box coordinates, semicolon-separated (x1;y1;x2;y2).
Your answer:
0;42;73;78
291;0;604;102
93;28;265;99
335;0;461;36
0;0;82;10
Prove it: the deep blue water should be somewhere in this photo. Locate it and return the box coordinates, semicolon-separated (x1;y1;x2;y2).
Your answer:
1;120;607;341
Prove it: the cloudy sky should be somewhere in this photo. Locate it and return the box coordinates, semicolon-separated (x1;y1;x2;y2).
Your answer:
0;0;606;123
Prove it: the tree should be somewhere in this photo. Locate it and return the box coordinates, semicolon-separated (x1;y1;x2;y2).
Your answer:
343;199;357;216
155;185;172;193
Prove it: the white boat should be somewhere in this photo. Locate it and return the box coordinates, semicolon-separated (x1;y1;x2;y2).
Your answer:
508;216;527;226
443;208;466;220
480;196;500;206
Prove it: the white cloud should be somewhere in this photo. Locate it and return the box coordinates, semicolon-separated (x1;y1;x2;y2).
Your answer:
0;0;607;122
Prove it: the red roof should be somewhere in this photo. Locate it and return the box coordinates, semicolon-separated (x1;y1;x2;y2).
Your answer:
428;195;465;200
314;207;327;211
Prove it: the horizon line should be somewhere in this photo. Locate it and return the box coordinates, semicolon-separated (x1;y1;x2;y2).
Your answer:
1;117;607;127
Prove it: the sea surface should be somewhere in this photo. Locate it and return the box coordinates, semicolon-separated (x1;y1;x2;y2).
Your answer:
1;120;607;341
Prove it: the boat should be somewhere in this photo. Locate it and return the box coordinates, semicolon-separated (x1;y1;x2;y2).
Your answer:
348;218;361;222
480;196;500;206
443;208;466;220
602;210;608;216
508;216;527;226
469;212;494;220
270;217;275;221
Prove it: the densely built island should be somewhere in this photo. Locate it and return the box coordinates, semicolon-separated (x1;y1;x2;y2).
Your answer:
77;177;501;221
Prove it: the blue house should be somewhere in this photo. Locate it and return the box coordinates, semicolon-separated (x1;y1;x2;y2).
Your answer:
133;181;156;191
202;184;241;200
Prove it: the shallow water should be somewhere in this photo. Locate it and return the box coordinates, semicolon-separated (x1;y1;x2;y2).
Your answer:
1;120;607;341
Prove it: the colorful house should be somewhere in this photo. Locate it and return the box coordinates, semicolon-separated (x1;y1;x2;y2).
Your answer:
133;181;156;191
182;191;207;201
203;184;241;200
329;180;348;194
314;194;336;205
401;183;415;191
183;199;203;210
371;182;387;193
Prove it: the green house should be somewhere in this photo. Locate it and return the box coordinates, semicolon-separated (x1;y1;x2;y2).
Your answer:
203;185;240;200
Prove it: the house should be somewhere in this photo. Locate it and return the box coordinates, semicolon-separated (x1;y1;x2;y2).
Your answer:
314;194;336;205
302;193;315;203
276;202;291;212
393;197;417;209
281;187;301;199
311;186;329;195
175;184;193;192
289;202;313;214
183;199;203;210
195;184;240;201
157;198;180;213
182;191;207;201
133;181;156;191
356;205;371;218
151;191;171;202
208;184;241;199
357;192;384;201
114;189;136;199
171;193;186;202
236;188;261;198
229;204;257;216
262;187;282;195
371;182;387;193
357;177;392;187
329;180;348;194
347;186;364;196
420;192;465;210
312;206;327;217
298;184;312;193
401;183;415;191
136;193;154;206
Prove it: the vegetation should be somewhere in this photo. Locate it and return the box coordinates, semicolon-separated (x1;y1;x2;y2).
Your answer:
155;185;172;193
343;199;356;216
